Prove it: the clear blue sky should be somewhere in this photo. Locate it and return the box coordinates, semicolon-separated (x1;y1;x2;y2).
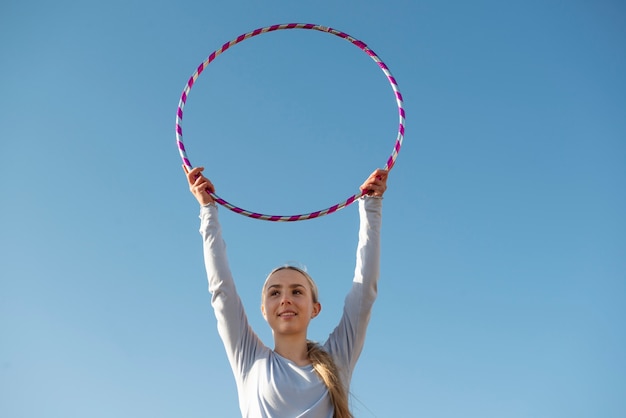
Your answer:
1;1;625;417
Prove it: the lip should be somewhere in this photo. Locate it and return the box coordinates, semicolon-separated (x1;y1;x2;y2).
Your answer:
278;310;297;317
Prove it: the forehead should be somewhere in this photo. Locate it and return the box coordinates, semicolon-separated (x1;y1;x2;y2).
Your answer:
265;269;310;289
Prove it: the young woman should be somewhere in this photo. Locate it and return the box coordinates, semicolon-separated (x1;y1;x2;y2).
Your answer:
184;166;387;418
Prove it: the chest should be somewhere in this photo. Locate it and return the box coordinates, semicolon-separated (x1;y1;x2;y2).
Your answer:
242;355;333;417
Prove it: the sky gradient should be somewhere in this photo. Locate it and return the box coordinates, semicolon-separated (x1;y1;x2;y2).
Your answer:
1;1;625;417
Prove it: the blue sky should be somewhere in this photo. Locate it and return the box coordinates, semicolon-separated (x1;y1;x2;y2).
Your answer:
1;1;625;417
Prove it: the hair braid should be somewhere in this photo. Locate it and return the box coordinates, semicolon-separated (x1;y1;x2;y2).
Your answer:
307;341;353;418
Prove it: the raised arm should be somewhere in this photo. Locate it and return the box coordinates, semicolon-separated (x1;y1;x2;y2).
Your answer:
325;169;388;385
184;166;264;376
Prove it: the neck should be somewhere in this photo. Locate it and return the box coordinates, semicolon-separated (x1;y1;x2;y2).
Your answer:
273;335;310;366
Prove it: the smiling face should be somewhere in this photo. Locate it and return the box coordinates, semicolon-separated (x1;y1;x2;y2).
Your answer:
261;267;321;338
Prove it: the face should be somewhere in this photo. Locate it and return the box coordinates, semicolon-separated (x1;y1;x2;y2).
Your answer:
261;268;321;338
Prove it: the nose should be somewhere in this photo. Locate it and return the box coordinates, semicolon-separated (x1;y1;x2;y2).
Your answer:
280;294;292;305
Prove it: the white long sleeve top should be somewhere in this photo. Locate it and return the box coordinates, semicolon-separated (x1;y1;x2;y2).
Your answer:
199;197;382;417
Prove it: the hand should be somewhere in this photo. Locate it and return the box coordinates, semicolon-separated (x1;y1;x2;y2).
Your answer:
360;169;388;197
183;165;216;206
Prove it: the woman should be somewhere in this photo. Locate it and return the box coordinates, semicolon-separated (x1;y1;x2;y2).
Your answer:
184;166;387;418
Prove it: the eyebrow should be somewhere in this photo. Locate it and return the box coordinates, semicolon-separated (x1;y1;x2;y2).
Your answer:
266;284;306;291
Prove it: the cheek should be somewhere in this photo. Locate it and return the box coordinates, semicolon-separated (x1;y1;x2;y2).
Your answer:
262;300;275;315
305;302;315;315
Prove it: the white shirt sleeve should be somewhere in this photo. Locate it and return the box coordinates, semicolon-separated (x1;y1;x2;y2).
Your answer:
199;204;267;379
324;196;382;388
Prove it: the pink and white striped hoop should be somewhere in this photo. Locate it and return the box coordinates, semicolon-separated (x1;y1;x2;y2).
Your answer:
176;23;405;221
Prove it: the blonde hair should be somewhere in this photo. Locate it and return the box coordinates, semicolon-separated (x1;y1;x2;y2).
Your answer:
264;266;353;418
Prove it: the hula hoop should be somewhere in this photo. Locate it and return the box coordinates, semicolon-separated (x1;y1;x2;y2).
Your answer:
176;23;405;221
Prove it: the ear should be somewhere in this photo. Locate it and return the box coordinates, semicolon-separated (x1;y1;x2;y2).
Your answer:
311;302;322;319
261;304;267;320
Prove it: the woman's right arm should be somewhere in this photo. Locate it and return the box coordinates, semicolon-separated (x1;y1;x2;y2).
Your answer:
185;166;263;375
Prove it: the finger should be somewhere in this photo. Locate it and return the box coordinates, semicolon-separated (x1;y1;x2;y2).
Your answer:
362;179;387;196
194;177;215;194
203;182;215;194
360;183;376;195
193;176;209;189
367;169;387;182
186;167;204;183
374;169;388;180
363;169;388;185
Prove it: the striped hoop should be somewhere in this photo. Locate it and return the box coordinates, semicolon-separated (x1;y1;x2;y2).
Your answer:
176;23;405;221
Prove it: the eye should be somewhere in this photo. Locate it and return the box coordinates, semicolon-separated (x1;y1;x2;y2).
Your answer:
269;290;280;297
293;289;303;295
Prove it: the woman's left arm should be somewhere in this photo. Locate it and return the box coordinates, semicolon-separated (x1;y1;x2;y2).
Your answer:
325;170;387;381
348;167;388;310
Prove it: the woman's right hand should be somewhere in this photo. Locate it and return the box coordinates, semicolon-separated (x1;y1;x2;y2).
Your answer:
183;165;216;206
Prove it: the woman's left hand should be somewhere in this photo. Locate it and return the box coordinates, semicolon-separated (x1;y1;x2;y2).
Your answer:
360;169;388;197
